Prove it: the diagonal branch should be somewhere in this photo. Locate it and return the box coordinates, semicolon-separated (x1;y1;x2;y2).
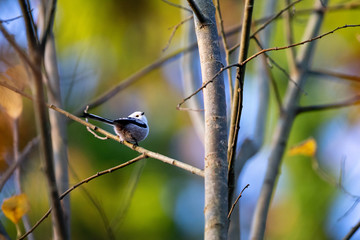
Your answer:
343;218;360;240
0;81;204;177
242;24;360;66
73;45;197;116
19;154;147;240
308;69;360;83
297;95;360;114
250;0;329;239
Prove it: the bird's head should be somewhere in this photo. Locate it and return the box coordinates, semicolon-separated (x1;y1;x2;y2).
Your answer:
129;111;148;124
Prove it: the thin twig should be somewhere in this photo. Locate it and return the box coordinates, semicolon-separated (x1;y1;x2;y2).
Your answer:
40;0;57;51
73;45;197;116
0;15;24;23
19;154;147;240
0;23;38;73
297;95;360;114
179;21;357;110
251;36;283;112
163;15;193;52
308;69;360;83
227;184;250;219
215;0;233;102
242;24;360;67
83;106;108;140
176;64;239;110
343;219;360;240
0;137;40;191
161;0;192;12
0;82;204;177
283;0;298;74
252;0;303;36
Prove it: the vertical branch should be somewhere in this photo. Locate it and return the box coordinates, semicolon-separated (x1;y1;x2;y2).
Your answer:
182;1;204;140
18;0;67;239
39;0;70;239
228;0;277;239
192;0;228;239
249;1;329;239
283;0;297;73
227;0;254;209
215;0;233;102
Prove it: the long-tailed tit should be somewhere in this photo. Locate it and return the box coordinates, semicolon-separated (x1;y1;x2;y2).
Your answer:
82;111;149;145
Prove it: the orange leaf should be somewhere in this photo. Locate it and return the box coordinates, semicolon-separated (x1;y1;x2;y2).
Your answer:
0;65;28;119
288;137;317;157
0;86;23;119
1;194;30;224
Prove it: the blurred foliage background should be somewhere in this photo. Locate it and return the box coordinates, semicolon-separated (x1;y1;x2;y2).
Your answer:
0;0;360;239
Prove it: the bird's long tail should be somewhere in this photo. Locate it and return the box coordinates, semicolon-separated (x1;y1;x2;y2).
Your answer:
82;112;114;125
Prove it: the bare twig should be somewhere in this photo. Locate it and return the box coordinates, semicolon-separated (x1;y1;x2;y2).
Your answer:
0;83;204;177
227;184;250;219
215;0;233;101
308;69;360;83
297;95;360;114
40;0;57;51
161;0;192;12
177;63;239;110
343;219;360;240
163;15;193;52
73;45;197;116
283;0;298;74
0;23;38;72
178;23;360;111
252;0;303;37
0;137;40;191
19;154;147;240
83;106;108;140
0;15;24;23
243;24;360;67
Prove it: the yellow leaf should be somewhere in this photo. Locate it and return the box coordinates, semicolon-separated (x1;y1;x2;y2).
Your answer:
288;137;317;157
1;194;30;224
0;65;28;119
0;86;23;119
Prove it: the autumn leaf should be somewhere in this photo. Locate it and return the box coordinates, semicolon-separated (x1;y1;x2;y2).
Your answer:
0;65;28;119
0;86;23;119
288;137;317;157
1;194;30;224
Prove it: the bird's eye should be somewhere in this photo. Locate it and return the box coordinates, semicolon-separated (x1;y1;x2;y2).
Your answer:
136;115;139;118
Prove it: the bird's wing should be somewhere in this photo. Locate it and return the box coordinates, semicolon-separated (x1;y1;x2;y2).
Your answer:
113;118;147;128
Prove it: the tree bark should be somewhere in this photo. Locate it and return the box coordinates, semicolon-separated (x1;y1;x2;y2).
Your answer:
191;0;228;239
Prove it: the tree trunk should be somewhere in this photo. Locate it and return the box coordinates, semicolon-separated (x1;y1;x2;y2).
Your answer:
192;0;228;239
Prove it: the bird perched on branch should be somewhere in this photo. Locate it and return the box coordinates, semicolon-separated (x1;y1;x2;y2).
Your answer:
82;111;149;145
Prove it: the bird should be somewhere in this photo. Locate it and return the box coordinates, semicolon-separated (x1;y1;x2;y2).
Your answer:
82;111;149;145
